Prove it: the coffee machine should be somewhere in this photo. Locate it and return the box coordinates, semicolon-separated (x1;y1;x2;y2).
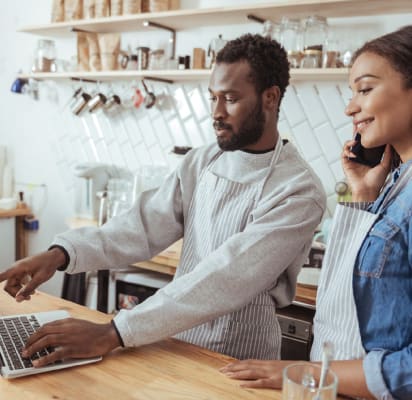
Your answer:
74;163;111;220
73;163;131;221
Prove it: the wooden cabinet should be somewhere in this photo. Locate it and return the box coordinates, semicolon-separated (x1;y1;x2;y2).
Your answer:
17;0;412;83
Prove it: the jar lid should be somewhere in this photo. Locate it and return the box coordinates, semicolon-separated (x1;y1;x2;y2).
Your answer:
287;50;303;56
137;46;150;51
303;49;322;55
305;44;323;51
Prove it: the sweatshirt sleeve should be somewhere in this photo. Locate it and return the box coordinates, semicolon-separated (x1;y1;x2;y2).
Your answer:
113;191;324;347
52;169;185;274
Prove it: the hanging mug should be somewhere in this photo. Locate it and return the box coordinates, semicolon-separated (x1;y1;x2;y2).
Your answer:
10;78;29;94
88;92;107;113
142;80;156;109
71;91;92;116
104;94;122;115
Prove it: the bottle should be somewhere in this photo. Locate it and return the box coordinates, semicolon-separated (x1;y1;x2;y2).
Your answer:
16;191;27;209
32;39;56;73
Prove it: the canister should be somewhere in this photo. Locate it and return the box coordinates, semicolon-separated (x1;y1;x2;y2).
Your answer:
32;39;56;73
301;15;328;68
280;17;303;68
137;47;150;70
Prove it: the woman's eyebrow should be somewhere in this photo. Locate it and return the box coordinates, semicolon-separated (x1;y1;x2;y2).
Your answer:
354;74;380;83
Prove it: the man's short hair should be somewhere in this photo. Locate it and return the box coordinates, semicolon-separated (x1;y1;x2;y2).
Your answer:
216;34;290;105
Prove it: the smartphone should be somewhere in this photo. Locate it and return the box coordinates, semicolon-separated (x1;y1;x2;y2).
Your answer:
349;133;386;167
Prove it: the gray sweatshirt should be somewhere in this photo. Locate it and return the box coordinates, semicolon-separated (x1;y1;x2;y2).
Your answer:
53;141;326;348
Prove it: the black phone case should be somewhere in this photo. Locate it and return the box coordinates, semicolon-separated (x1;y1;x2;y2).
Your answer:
349;133;385;167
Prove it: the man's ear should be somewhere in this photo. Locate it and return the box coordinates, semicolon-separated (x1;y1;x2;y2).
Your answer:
262;85;281;111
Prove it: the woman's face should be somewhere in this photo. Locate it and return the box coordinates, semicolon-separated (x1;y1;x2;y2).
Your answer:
346;51;412;161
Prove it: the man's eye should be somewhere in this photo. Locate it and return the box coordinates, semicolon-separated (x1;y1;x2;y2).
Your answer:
209;97;217;102
225;98;237;103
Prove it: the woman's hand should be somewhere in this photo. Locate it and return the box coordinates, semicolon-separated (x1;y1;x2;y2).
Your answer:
220;359;294;389
342;141;392;202
22;318;122;367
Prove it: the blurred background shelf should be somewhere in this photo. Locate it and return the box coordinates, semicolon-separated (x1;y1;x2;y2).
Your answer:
18;68;349;83
18;0;412;36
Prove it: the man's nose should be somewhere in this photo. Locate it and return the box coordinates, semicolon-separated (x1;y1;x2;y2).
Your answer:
211;99;228;120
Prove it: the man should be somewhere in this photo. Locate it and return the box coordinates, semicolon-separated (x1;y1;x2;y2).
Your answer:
0;34;326;366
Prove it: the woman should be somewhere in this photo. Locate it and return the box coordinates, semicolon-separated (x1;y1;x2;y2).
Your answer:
220;25;412;400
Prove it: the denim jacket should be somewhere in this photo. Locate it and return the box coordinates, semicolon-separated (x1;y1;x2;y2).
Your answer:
353;161;412;400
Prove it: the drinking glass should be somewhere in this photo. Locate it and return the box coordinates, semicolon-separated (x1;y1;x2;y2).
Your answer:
282;363;337;400
107;178;133;219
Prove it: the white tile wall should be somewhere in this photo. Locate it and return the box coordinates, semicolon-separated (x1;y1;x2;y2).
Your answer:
50;77;353;217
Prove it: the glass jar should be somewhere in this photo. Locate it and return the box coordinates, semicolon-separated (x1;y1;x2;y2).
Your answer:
280;17;303;68
149;49;166;70
301;49;322;68
262;20;281;42
301;15;328;68
322;36;341;68
32;39;56;72
136;46;150;70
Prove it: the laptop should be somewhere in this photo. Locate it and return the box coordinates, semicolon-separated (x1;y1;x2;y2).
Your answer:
0;310;102;379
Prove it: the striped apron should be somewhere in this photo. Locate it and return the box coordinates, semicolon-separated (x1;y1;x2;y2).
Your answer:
311;164;412;361
174;137;283;360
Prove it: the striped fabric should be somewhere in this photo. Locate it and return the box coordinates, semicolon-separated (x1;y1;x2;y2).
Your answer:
174;141;283;360
311;204;378;361
312;164;412;362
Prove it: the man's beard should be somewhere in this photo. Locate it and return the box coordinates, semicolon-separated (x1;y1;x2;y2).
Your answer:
214;99;265;151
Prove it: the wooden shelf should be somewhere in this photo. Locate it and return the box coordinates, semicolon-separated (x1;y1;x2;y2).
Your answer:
18;0;412;37
18;68;349;83
0;207;31;218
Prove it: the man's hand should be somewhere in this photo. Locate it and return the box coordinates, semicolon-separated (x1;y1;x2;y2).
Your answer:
0;248;66;301
22;318;122;367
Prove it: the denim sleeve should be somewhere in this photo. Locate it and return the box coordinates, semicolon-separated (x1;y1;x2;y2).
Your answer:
363;350;393;399
364;348;412;399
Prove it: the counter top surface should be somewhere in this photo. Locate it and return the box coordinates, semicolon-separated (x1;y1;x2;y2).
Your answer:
0;287;280;400
0;207;31;218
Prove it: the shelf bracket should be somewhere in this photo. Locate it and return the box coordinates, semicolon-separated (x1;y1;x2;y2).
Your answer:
247;14;265;24
71;27;96;34
143;20;176;61
70;77;99;83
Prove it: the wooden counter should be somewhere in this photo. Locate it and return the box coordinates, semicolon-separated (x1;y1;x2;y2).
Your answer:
0;206;31;260
0;288;280;400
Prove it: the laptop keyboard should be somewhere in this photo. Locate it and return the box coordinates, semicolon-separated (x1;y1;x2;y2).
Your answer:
0;315;55;370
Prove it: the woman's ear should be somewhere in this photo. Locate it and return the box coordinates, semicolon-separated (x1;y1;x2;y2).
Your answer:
262;85;281;111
